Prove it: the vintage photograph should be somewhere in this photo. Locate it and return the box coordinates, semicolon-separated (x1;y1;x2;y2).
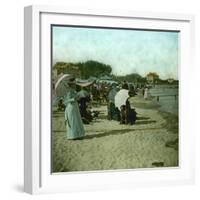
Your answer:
51;25;179;173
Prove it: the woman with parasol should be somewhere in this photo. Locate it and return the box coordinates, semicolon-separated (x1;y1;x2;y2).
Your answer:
64;77;85;140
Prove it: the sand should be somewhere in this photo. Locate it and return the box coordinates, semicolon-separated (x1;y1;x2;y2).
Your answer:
52;94;178;173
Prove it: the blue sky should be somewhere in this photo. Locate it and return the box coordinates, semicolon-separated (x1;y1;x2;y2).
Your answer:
52;26;179;79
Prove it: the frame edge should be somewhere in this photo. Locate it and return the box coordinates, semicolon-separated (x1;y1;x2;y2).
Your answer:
24;5;196;194
24;5;33;194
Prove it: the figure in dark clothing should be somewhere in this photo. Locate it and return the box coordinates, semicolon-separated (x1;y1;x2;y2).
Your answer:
120;105;126;124
129;84;136;97
77;89;92;124
120;99;137;125
125;100;137;125
57;99;66;111
122;80;129;90
79;97;88;117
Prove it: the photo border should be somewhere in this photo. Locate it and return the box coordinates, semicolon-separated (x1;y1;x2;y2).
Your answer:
24;5;195;194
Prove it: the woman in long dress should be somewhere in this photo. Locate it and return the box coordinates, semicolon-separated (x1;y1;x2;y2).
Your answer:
64;81;85;140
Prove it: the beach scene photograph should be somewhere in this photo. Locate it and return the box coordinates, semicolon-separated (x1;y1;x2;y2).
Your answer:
51;25;179;173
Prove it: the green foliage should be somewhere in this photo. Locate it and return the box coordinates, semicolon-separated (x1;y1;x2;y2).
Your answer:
77;60;112;79
54;60;112;79
54;61;176;84
113;73;146;83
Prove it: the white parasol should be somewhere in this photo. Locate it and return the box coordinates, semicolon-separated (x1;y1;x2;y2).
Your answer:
76;80;94;87
55;74;73;97
114;89;129;110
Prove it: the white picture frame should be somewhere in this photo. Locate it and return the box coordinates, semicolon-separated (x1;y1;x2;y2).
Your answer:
24;5;195;194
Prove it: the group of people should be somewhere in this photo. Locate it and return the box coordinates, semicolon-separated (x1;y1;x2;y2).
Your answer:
119;100;137;125
60;78;141;140
107;81;137;126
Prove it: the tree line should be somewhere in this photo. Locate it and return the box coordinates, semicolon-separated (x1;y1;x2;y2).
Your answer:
54;60;177;84
54;60;112;79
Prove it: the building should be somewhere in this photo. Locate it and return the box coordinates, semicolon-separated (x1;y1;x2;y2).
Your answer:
146;72;159;84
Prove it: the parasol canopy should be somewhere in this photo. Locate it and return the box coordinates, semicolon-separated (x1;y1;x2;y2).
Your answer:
76;80;94;87
55;74;73;97
114;89;129;110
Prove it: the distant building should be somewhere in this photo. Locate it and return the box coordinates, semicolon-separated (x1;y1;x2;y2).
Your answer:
146;74;154;84
146;72;159;84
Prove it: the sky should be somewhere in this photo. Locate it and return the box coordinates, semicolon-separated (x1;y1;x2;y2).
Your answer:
52;26;179;80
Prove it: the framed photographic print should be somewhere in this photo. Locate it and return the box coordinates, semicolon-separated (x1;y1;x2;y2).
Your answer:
24;5;195;194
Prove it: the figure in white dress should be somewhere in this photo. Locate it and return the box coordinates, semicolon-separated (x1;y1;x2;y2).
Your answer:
144;87;149;100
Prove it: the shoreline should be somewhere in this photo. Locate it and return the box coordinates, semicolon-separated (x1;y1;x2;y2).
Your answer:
131;94;179;150
131;93;178;133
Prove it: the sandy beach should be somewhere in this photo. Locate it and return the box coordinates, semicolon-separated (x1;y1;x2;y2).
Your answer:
52;94;178;172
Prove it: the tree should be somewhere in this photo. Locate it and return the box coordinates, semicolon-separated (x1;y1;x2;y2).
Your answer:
53;60;112;79
113;73;145;83
77;60;112;79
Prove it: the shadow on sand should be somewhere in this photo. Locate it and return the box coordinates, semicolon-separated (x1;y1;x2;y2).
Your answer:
53;120;157;134
135;120;156;125
83;127;161;140
137;116;150;120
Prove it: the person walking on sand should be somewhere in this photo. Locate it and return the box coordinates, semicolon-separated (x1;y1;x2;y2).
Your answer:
144;87;149;100
64;78;85;140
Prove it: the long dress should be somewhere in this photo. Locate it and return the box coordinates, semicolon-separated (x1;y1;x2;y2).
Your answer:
64;88;85;139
